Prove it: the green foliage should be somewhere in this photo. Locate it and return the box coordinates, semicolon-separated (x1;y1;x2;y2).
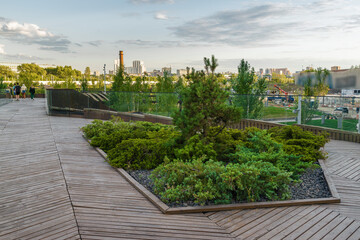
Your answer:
151;159;291;205
268;125;329;163
208;126;244;162
0;65;15;79
174;134;217;161
108;137;168;170
82;119;179;170
222;161;291;202
151;159;231;205
80;78;89;91
44;65;81;79
231;59;267;119
314;68;330;96
84;67;91;79
0;76;7;89
173;56;242;140
228;129;308;179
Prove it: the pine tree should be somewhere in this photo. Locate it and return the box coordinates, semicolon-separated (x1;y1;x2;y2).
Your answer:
173;56;241;141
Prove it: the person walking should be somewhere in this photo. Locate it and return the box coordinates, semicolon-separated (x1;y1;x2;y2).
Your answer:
21;84;27;99
14;83;21;101
29;85;35;100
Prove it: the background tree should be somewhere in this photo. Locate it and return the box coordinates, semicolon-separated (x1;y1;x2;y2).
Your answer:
204;55;219;75
231;59;267;119
84;67;91;79
80;77;88;92
17;63;46;88
314;68;330;96
300;77;317;124
0;65;15;80
0;76;8;89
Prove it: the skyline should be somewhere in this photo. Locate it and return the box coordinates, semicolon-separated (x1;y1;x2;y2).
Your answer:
1;0;360;73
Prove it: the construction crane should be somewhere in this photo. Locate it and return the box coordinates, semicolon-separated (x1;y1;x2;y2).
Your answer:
268;85;294;103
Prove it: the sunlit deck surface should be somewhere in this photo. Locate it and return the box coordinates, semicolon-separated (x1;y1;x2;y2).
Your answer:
1;99;359;240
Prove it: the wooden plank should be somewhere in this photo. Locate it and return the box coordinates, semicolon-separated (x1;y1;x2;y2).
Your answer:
319;159;341;198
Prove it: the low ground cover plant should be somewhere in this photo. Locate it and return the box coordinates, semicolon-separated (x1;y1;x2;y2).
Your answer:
82;120;329;205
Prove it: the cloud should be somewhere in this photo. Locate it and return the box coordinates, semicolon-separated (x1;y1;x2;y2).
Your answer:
0;17;71;52
3;53;45;61
85;40;103;47
0;44;45;60
0;44;5;54
170;4;297;47
129;0;174;4
155;12;168;20
116;39;206;48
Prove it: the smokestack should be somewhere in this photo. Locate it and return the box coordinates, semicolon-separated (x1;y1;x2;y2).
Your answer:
119;51;124;70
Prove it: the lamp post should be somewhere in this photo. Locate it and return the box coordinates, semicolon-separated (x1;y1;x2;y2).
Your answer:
103;64;106;93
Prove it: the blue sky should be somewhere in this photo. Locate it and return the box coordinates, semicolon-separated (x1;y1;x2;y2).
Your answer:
0;0;360;73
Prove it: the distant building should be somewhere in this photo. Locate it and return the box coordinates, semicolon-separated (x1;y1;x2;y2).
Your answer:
122;60;146;75
114;59;121;73
294;68;360;89
176;69;188;76
162;67;171;74
149;69;162;77
108;70;114;75
114;59;146;75
331;66;341;71
93;71;100;77
263;68;291;77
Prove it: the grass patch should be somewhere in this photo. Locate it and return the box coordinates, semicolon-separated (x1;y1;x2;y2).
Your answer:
262;106;297;119
282;118;358;132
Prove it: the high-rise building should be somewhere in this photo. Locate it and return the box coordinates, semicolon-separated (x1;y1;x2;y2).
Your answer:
177;69;187;76
114;59;121;73
162;67;171;74
114;59;146;75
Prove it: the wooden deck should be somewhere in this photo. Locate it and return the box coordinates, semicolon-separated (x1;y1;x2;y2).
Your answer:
1;99;360;239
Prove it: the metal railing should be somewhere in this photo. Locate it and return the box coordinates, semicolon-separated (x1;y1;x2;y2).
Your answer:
45;89;360;134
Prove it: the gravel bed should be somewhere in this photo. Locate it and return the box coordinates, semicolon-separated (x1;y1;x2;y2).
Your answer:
289;164;332;200
128;163;333;207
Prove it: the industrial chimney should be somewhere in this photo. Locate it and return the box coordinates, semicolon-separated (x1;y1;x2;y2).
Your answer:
119;51;124;70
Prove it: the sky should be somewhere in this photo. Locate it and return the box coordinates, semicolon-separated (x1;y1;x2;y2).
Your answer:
0;0;360;73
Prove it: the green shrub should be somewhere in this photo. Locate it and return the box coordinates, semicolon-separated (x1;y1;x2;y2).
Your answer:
151;158;291;205
174;134;217;161
228;130;311;180
208;127;244;162
222;161;291;202
151;159;231;205
82;119;108;139
268;125;329;162
107;128;180;170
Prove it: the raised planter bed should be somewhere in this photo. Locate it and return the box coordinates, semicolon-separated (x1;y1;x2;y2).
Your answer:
85;135;341;214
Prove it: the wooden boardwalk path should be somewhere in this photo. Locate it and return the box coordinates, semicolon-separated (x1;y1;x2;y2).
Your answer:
0;99;360;239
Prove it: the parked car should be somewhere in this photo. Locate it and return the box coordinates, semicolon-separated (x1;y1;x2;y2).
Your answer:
333;107;349;115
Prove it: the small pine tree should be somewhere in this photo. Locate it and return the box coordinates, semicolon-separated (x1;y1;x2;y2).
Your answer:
173;56;242;141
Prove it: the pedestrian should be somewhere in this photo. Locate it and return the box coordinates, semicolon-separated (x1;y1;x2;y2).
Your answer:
21;84;27;99
14;83;21;101
29;85;35;100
